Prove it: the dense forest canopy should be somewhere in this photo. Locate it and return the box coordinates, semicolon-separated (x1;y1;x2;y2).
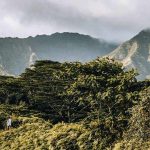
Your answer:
0;58;149;149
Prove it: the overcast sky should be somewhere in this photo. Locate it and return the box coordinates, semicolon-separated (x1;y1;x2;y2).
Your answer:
0;0;150;42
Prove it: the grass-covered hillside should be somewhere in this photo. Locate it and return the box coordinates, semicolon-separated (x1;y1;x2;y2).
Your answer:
0;58;149;150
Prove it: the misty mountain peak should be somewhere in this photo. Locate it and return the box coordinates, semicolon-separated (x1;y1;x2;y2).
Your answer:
131;29;150;42
0;32;117;76
108;29;150;80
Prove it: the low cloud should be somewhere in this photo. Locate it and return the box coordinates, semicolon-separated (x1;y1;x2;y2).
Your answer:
0;0;150;42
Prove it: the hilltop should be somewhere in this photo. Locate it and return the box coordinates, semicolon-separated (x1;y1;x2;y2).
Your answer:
0;58;149;149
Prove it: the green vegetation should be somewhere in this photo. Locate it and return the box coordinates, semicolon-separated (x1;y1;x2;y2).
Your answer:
0;58;149;149
113;87;150;149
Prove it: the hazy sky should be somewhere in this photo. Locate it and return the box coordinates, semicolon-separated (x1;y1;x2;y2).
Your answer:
0;0;150;42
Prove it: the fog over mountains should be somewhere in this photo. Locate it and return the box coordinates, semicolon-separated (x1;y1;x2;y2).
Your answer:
0;32;117;75
1;30;150;80
108;29;150;80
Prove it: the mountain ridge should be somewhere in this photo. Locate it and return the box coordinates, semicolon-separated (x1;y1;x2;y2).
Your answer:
108;29;150;80
0;32;117;75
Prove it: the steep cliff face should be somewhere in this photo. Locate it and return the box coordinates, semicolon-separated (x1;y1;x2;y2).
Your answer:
0;65;9;76
108;30;150;80
0;32;117;75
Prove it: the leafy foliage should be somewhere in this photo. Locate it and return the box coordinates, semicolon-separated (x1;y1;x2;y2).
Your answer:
0;58;149;149
113;87;150;150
